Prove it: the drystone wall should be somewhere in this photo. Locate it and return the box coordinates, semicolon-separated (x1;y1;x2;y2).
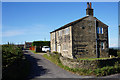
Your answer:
60;56;120;69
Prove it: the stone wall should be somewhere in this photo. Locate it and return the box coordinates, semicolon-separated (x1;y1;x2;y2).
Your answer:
50;16;109;59
50;26;73;59
96;21;109;57
50;33;56;52
72;16;109;58
60;56;120;69
72;17;96;58
57;27;73;59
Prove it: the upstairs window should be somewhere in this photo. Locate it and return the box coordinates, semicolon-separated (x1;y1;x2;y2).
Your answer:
64;27;70;35
97;27;100;34
59;30;62;36
52;33;55;39
100;27;103;34
97;27;103;34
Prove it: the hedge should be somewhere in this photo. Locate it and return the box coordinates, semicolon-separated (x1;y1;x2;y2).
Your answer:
32;41;50;47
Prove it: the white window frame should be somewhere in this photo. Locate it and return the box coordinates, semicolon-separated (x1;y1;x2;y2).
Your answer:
64;27;70;35
52;33;55;39
97;27;103;34
59;30;62;36
97;27;100;34
101;27;103;34
66;27;70;35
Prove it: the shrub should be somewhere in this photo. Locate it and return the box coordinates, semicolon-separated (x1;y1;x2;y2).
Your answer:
52;51;59;54
117;51;120;57
109;48;117;57
94;64;120;76
2;44;24;68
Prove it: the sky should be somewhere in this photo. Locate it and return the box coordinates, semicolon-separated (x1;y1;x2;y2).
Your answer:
118;2;120;49
1;0;120;2
2;2;118;47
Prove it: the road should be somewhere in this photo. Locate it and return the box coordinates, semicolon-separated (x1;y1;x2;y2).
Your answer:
24;50;120;79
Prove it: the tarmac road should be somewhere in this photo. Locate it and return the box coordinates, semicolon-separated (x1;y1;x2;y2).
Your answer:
24;50;120;80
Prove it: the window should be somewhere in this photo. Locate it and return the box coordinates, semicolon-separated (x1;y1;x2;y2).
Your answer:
101;42;105;49
59;30;62;36
100;27;103;34
63;44;68;51
66;28;70;34
97;27;100;34
64;27;70;35
63;35;66;42
97;27;103;34
52;33;55;39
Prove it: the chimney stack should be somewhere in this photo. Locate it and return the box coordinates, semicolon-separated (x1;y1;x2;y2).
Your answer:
86;2;93;16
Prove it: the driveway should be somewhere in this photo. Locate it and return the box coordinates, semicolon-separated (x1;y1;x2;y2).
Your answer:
24;50;120;79
24;50;94;79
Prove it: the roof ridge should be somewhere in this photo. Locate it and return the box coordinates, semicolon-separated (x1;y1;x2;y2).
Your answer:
50;16;89;33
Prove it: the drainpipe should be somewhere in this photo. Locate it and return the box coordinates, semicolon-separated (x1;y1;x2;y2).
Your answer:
95;20;98;58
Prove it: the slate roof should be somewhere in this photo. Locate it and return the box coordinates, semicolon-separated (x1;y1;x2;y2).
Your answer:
50;16;108;33
50;16;89;33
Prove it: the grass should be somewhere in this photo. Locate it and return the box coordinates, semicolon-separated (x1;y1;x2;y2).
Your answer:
43;54;94;76
30;50;46;54
77;57;112;60
117;51;120;57
30;50;36;53
42;54;120;77
30;50;39;54
43;54;62;66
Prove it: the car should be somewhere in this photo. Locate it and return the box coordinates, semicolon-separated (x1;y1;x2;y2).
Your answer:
42;46;50;52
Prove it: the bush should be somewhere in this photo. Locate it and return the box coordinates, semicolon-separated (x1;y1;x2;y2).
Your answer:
109;48;117;57
2;44;24;68
52;51;59;54
94;65;120;76
2;44;30;80
117;51;120;57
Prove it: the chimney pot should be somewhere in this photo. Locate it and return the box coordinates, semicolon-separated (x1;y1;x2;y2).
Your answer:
90;2;92;8
86;2;93;16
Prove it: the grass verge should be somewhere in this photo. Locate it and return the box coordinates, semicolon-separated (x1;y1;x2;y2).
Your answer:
30;50;37;54
42;54;120;77
77;57;112;60
117;51;120;57
30;50;45;54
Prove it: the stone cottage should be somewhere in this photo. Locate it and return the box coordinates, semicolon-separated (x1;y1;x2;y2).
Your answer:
50;2;109;59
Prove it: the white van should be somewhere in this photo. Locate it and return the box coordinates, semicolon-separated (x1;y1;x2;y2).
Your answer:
42;46;50;52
